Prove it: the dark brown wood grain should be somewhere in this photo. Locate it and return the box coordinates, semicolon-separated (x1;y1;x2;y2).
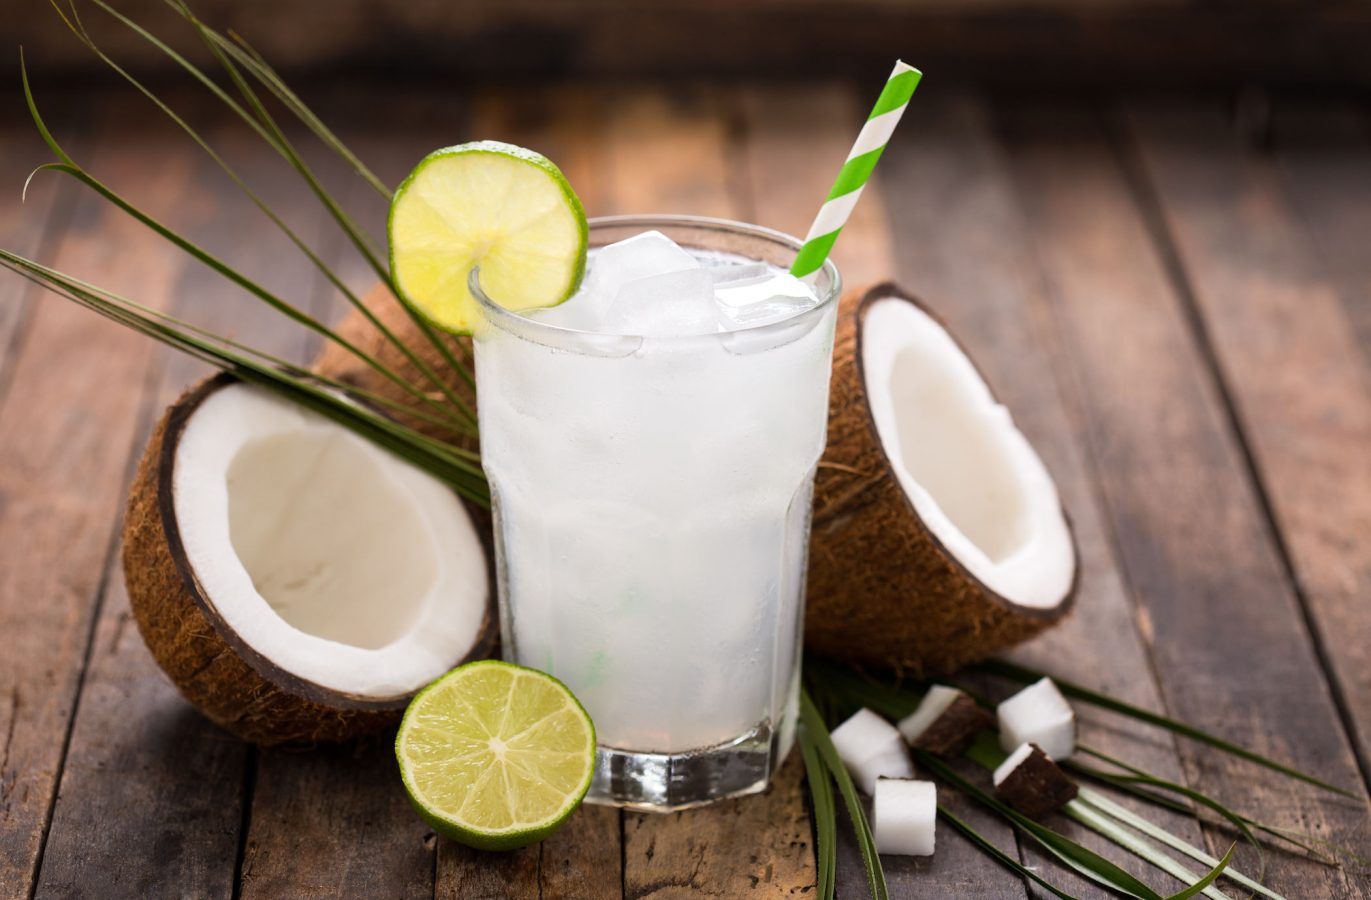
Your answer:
1271;102;1371;364
1003;100;1371;896
1187;99;1371;784
0;95;79;382
17;1;1371;89
3;82;1371;900
0;106;195;897
241;742;434;899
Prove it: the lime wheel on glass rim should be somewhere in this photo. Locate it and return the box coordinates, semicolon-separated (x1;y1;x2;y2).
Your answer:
388;141;588;334
396;660;597;851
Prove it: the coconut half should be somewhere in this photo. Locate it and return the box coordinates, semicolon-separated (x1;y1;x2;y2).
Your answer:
123;374;494;745
806;283;1078;675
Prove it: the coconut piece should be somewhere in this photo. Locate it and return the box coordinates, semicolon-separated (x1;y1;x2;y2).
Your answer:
873;778;937;856
993;742;1078;818
806;283;1079;676
313;284;476;451
830;708;916;794
123;375;495;745
997;677;1075;760
897;685;995;757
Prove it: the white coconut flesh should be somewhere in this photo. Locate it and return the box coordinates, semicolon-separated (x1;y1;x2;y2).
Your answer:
861;298;1075;608
170;382;488;698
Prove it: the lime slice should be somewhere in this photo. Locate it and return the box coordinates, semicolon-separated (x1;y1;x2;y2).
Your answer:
388;141;588;334
395;660;596;851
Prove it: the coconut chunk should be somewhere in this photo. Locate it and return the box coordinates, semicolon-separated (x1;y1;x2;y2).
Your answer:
898;685;994;756
830;708;916;794
873;778;937;856
993;742;1078;818
997;677;1075;760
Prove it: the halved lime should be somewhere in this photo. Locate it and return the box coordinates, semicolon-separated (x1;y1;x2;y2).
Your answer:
395;660;596;851
388;141;588;334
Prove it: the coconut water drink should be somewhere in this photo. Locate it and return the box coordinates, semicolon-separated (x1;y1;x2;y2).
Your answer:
472;218;840;810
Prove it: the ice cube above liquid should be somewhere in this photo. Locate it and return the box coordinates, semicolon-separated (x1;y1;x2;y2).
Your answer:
606;268;718;336
714;272;821;328
586;230;698;299
527;231;820;336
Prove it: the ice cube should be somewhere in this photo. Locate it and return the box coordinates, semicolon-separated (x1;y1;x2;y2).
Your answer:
714;272;820;329
586;230;699;300
605;268;719;336
707;262;771;286
529;288;607;331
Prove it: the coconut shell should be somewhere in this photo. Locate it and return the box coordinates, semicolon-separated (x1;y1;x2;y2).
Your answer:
122;374;496;746
994;743;1078;818
806;282;1078;677
908;693;996;758
313;284;477;451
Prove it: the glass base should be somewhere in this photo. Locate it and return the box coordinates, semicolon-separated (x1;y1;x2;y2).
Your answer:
585;723;780;812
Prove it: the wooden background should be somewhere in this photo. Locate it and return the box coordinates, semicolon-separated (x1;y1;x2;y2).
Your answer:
0;68;1369;898
11;0;1371;87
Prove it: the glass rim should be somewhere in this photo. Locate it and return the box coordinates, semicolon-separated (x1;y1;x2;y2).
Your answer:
470;213;842;347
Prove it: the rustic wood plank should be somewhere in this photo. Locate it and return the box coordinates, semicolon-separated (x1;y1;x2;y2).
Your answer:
33;111;333;898
1126;100;1371;790
738;81;1033;899
0;104;195;898
1260;100;1371;781
1003;100;1371;897
1271;102;1371;363
240;741;434;900
622;757;812;900
0;92;80;383
875;90;1209;897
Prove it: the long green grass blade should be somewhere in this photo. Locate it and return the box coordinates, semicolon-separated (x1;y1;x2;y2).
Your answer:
181;8;479;410
41;11;476;434
936;804;1079;899
1166;844;1235;900
798;729;838;900
0;253;489;504
1076;789;1281;899
975;660;1353;797
916;750;1166;900
217;27;391;200
84;0;478;415
800;690;889;900
1068;750;1368;869
1072;746;1264;870
1064;801;1231;900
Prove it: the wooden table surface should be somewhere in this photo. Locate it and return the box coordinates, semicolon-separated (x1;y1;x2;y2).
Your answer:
1;78;1369;899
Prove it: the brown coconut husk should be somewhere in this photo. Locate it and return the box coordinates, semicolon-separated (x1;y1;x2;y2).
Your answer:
122;374;496;746
805;282;1078;677
313;284;477;451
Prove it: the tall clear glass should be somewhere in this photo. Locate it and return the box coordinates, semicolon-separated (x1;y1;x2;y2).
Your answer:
472;216;841;811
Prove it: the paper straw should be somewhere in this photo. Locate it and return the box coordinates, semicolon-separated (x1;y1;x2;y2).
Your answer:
790;61;922;279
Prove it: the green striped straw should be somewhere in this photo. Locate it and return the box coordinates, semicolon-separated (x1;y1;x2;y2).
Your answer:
790;61;922;279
